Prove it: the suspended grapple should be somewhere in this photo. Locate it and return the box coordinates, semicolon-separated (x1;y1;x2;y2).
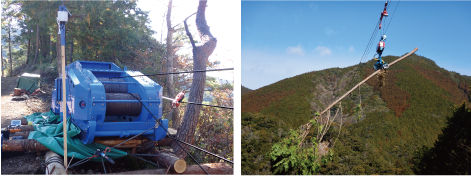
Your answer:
51;61;167;144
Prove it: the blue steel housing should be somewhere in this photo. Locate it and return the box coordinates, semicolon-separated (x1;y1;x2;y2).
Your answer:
51;61;168;144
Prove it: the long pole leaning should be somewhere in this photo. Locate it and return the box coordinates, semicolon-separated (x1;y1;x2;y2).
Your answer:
319;47;418;116
61;44;67;168
59;5;68;169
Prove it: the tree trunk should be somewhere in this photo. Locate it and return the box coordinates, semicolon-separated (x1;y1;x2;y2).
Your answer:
32;20;39;66
26;29;31;65
150;149;187;173
1;47;3;77
166;0;180;129
110;163;232;175
56;33;62;77
9;23;12;76
172;0;217;158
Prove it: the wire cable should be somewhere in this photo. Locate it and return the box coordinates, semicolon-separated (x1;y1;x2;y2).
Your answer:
162;96;234;109
384;0;400;34
113;68;234;78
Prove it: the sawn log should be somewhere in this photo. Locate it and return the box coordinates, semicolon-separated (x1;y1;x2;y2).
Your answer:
110;163;233;175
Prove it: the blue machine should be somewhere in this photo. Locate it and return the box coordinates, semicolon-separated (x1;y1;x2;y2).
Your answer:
51;61;168;144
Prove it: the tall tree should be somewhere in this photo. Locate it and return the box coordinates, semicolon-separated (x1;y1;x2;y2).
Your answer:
1;47;3;77
32;18;39;65
26;28;30;64
165;0;179;129
172;0;217;158
9;18;12;75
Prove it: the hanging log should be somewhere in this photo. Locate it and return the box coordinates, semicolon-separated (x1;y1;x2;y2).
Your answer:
320;47;418;116
110;163;233;175
150;149;187;173
45;151;66;175
299;48;418;142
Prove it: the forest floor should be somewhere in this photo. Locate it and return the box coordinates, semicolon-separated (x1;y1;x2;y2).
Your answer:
1;76;157;174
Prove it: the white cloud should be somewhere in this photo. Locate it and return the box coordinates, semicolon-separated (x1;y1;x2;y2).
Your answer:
325;27;336;35
348;46;355;52
309;3;318;11
315;46;332;56
286;45;305;56
242;49;360;90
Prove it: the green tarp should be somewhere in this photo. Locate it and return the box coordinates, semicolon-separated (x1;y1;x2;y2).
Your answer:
16;73;40;93
23;111;127;161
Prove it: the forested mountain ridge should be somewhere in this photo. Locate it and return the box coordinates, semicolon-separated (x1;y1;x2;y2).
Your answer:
241;85;252;95
242;53;471;174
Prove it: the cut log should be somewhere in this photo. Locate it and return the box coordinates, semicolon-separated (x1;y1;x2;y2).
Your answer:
2;137;174;152
1;139;49;152
158;137;174;146
14;88;22;96
20;125;34;132
12;131;30;139
150;149;187;173
45;151;66;175
94;137;173;149
110;163;233;175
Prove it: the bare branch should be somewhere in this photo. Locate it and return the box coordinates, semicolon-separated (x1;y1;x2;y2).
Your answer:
183;12;196;49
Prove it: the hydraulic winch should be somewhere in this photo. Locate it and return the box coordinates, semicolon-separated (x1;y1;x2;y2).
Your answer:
51;61;167;144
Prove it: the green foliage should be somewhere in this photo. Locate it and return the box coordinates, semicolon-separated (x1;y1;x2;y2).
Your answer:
412;101;471;174
2;0;165;76
270;129;333;175
242;54;471;175
353;104;362;121
241;112;287;175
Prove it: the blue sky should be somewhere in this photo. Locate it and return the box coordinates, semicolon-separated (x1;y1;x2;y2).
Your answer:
242;1;471;90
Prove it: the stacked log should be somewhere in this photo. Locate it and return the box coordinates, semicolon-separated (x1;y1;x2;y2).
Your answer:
150;149;187;173
1;137;173;152
110;163;233;175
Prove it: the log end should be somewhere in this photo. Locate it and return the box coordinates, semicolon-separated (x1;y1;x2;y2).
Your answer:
174;159;187;173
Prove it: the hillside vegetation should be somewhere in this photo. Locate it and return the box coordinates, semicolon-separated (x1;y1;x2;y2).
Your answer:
241;54;471;174
241;85;252;96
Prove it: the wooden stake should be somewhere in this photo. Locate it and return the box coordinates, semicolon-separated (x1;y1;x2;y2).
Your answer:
61;45;68;168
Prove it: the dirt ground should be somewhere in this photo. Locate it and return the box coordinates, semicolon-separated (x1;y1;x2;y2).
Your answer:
1;76;52;128
1;76;159;174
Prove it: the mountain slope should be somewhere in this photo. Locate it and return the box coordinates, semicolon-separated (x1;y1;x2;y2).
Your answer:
241;53;471;174
241;85;252;96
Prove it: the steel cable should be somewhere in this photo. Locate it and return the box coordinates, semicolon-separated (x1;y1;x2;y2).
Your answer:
113;68;234;79
162;96;233;109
